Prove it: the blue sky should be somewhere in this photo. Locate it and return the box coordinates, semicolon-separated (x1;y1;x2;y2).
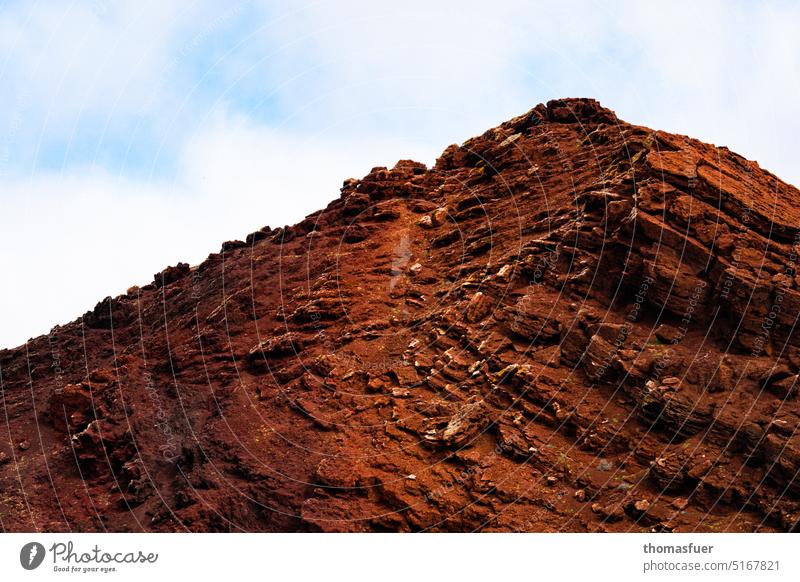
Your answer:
1;0;799;348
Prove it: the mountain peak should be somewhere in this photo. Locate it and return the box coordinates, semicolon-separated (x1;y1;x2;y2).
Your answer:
2;101;799;532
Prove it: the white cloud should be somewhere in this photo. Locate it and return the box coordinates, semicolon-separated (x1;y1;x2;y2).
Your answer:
179;107;443;224
0;0;236;174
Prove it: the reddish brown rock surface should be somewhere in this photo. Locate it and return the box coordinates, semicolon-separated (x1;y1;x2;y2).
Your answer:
2;98;800;532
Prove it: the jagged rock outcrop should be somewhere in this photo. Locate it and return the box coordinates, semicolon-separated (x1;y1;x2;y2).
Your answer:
2;98;800;532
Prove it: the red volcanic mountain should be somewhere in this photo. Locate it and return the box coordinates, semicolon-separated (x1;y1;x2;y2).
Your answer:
2;98;799;532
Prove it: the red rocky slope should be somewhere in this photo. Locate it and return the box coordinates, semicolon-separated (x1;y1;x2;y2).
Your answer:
2;98;800;532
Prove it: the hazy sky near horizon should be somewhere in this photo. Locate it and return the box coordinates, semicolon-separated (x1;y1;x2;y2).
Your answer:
1;0;799;348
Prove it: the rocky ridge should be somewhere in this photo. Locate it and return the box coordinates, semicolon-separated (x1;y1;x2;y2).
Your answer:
2;98;800;532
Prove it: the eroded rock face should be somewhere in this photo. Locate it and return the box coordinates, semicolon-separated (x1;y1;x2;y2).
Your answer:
2;98;800;532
